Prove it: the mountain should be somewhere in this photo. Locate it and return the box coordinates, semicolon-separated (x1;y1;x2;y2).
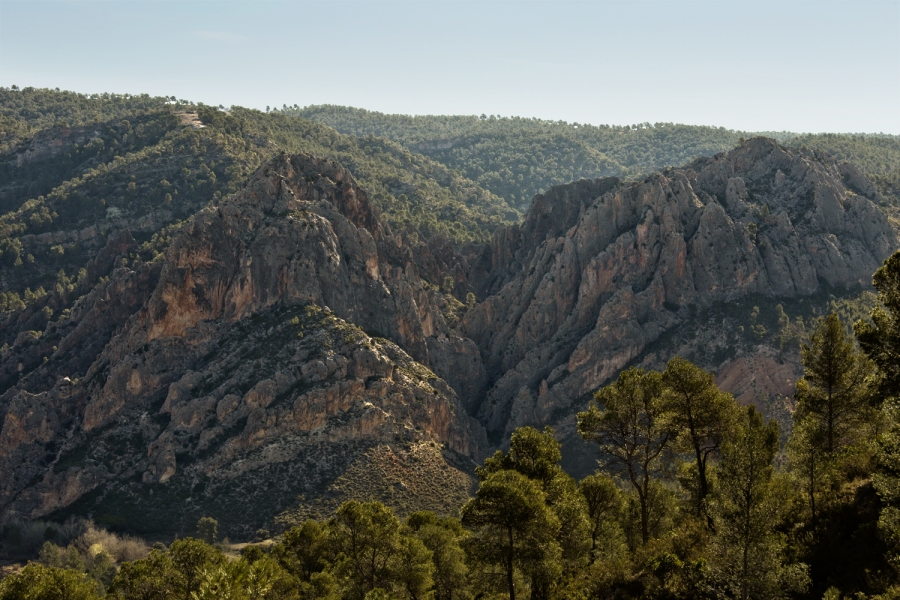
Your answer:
0;88;517;323
2;136;894;537
288;104;900;213
0;154;485;536
2;88;898;540
456;137;897;469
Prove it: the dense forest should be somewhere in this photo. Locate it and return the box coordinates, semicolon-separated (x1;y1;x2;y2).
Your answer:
287;105;900;210
2;252;899;600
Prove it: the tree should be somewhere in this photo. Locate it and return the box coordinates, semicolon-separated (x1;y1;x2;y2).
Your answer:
662;356;737;518
476;426;588;593
796;313;875;453
460;470;560;600
856;250;900;399
394;534;435;600
787;416;830;526
477;426;563;492
873;399;900;575
107;548;177;600
168;538;225;600
329;500;432;600
407;512;469;600
711;406;808;600
578;472;623;563
274;519;333;582
465;292;476;310
578;367;673;544
0;563;99;600
196;517;218;545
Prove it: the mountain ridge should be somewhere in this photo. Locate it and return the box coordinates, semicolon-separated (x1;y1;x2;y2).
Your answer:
1;88;898;539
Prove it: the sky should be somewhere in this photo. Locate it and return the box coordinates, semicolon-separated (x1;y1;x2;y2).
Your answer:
1;0;898;134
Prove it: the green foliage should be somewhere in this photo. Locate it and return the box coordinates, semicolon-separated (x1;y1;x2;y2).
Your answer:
785;133;900;178
6;392;896;599
406;512;469;600
287;105;900;214
0;563;99;600
475;426;589;595
328;500;433;600
796;313;876;453
196;517;218;545
168;538;226;598
464;292;475;311
710;406;808;600
578;472;624;564
286;106;759;209
875;400;900;574
662;357;738;518
578;367;672;545
460;470;560;600
0;89;516;306
857;251;900;400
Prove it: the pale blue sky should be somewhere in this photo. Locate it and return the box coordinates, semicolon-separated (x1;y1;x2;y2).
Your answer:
1;0;898;133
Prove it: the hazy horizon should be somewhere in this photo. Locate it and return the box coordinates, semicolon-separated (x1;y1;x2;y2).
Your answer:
2;0;899;135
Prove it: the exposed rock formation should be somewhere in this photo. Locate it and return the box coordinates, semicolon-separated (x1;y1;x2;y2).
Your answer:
0;154;485;535
463;138;897;458
1;138;896;533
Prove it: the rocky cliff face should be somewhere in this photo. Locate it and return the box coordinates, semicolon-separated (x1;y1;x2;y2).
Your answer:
1;139;895;535
462;138;897;457
0;154;485;535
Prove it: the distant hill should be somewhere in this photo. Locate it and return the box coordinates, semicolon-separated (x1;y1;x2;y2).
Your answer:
287;104;900;211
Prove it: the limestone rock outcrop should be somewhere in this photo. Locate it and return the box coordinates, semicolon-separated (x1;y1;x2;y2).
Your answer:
463;138;897;457
0;154;485;535
1;139;895;533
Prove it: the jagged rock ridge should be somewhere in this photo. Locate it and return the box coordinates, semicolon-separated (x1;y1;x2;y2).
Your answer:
0;154;485;535
1;138;896;533
462;137;897;458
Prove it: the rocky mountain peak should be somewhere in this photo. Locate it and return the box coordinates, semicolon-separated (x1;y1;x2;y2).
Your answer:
0;153;486;534
462;137;897;456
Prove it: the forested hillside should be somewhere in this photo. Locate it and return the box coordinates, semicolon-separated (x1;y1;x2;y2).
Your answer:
288;104;900;211
0;88;515;311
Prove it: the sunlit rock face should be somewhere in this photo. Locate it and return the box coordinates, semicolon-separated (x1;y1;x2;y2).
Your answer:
0;154;485;535
1;138;895;530
462;138;896;466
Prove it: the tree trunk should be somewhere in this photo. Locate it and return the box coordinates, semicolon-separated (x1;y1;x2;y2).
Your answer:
827;403;834;454
507;526;515;600
640;479;650;545
694;439;709;516
809;452;817;526
741;539;750;600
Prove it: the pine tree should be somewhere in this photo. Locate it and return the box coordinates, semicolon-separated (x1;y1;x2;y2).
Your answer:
578;367;673;545
711;406;809;600
663;356;737;518
856;250;900;399
328;500;433;600
461;470;560;600
477;426;590;589
873;399;900;576
787;416;830;526
578;472;623;564
796;313;874;453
